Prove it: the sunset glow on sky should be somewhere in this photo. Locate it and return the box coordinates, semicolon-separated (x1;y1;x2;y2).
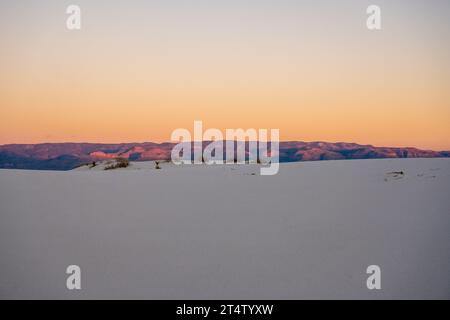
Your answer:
1;0;449;150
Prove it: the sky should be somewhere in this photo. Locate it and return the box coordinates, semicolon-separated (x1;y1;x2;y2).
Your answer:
0;0;449;150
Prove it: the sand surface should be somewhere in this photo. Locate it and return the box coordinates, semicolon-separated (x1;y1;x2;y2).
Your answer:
0;158;449;299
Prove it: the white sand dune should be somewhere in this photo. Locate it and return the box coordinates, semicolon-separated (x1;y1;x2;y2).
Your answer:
0;158;449;299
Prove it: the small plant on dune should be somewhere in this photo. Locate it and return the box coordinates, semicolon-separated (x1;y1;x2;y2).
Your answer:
384;170;405;181
155;161;161;169
104;157;129;170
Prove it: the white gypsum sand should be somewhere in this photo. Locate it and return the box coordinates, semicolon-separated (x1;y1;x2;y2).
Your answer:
0;158;449;299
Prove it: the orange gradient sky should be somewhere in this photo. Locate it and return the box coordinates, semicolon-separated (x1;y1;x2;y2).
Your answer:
1;0;449;150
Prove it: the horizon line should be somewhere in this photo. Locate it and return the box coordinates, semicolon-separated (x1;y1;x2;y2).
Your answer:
0;140;448;152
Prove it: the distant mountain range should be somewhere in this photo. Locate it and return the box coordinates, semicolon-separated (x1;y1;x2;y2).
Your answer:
0;142;449;170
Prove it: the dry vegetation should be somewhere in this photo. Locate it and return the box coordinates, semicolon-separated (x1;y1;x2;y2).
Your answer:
104;157;129;170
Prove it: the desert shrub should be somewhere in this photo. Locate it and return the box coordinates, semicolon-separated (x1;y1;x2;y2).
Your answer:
104;157;129;170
